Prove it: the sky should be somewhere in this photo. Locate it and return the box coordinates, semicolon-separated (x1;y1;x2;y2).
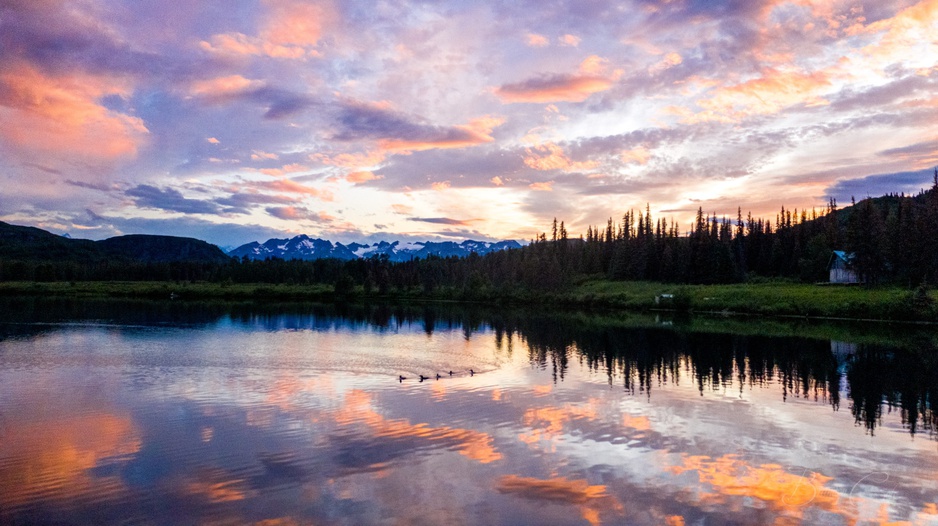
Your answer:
1;0;937;249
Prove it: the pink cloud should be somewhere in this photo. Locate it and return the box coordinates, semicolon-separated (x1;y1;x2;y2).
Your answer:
346;170;382;184
0;62;148;162
529;181;554;191
200;0;335;60
559;34;581;47
378;116;505;152
266;206;335;222
526;33;549;47
495;56;616;103
258;163;309;176
524;142;598;171
190;75;262;97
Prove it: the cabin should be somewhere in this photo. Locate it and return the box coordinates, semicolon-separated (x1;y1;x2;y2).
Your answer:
827;251;859;284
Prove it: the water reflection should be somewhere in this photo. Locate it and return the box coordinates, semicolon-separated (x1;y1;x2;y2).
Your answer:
1;298;937;524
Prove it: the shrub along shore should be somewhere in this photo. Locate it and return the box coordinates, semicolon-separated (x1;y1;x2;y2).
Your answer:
1;279;935;323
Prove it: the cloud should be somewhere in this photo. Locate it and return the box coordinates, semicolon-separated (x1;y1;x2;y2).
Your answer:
529;181;554;191
407;217;474;226
126;185;221;215
525;33;549;47
258;163;310;176
495;56;616;103
0;62;149;162
333;100;504;152
190;75;264;97
247;178;326;197
265;206;334;222
524;142;599;172
558;34;581;47
825;168;936;201
346;171;382;184
681;67;836;123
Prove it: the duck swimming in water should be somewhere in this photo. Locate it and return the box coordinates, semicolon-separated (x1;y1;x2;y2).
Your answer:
419;374;429;382
399;375;406;382
470;369;475;376
436;373;442;380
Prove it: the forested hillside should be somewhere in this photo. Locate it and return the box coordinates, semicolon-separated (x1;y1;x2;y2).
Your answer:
2;174;937;292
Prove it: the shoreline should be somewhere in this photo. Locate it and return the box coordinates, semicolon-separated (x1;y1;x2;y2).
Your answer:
0;279;936;324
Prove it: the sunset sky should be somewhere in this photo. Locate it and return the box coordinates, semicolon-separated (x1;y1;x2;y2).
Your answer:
1;0;937;248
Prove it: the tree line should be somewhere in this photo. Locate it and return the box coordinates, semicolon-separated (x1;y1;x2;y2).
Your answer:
2;173;937;292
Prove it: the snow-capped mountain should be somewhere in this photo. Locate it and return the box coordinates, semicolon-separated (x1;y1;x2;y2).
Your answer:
228;235;522;262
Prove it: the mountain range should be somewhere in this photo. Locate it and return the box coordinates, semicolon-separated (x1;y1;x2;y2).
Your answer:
0;221;522;264
228;235;522;262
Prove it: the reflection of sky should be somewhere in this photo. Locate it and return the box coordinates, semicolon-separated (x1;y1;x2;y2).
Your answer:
1;314;937;525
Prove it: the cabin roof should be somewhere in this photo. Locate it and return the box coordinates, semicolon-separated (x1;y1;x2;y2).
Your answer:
828;250;856;269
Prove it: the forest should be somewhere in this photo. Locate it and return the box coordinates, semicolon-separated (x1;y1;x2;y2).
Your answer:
2;172;938;295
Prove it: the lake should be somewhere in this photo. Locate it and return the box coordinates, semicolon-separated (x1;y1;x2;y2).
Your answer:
1;298;937;525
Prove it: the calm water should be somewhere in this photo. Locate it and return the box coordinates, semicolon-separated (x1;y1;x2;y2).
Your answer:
1;298;937;525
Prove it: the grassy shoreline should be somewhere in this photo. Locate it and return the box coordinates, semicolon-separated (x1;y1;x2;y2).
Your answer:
0;279;936;323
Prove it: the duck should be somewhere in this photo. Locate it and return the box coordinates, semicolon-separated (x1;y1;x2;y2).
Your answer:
419;374;429;382
399;375;406;382
470;369;475;376
448;370;454;376
436;373;442;380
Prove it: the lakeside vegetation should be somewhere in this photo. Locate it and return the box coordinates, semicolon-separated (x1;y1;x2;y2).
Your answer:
2;278;935;323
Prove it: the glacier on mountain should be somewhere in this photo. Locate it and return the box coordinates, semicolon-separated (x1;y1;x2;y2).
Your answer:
228;235;522;262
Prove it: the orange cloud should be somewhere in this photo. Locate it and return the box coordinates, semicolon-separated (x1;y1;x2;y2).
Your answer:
524;142;599;171
190;75;262;97
0;62;148;162
378;116;505;152
251;150;279;161
313;150;387;168
259;163;309;176
262;0;334;48
431;181;451;191
200;0;335;59
620;147;651;165
207;137;220;144
685;67;833;123
346;170;382;184
495;56;616;103
252;178;323;196
199;33;313;59
526;33;549;47
491;176;505;186
529;181;554;191
859;0;938;66
559;34;581;47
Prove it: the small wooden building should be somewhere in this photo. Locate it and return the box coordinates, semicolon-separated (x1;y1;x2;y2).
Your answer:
828;251;858;284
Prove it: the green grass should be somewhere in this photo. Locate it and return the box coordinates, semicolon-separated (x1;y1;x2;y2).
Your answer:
0;281;335;302
566;279;938;321
1;279;936;322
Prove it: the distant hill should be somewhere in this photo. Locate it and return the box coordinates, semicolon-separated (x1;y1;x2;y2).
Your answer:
97;235;231;263
0;221;230;264
229;235;523;262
